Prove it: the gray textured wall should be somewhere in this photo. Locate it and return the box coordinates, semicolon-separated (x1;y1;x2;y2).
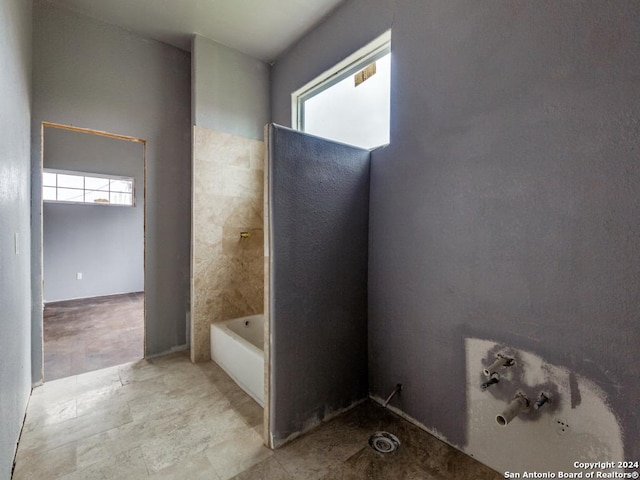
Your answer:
192;35;270;140
0;0;32;476
272;0;640;461
268;125;370;445
32;3;191;379
43;127;144;302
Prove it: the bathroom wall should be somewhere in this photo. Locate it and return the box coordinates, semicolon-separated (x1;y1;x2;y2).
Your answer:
32;2;191;374
271;0;640;468
43;127;144;302
267;125;370;447
0;0;32;475
191;126;264;362
192;35;269;141
464;339;624;474
190;35;269;362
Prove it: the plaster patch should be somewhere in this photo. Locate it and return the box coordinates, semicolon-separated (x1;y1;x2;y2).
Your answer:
466;338;623;474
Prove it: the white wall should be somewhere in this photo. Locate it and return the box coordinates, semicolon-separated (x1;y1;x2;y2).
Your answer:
0;0;32;476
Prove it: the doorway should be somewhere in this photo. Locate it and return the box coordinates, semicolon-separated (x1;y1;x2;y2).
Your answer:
40;123;146;381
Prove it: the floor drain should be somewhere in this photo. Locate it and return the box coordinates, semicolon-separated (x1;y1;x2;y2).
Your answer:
369;432;401;454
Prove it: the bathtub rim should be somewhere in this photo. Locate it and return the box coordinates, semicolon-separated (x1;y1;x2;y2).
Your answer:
211;314;265;355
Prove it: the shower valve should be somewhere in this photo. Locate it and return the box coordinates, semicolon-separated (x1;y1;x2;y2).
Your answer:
480;373;500;391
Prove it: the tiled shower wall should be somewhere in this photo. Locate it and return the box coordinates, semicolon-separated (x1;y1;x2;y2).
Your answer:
191;125;264;362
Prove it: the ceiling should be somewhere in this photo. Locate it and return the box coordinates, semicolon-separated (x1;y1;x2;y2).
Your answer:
45;0;345;62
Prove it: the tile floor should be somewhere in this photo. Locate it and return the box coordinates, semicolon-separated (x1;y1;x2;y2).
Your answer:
14;352;501;480
44;293;144;381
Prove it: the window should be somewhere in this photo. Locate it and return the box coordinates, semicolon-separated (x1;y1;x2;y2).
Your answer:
43;169;134;206
293;31;391;149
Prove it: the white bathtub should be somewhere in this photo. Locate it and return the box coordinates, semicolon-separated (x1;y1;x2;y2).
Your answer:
210;314;264;406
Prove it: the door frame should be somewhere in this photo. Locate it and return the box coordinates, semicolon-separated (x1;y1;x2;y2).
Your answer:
38;121;147;380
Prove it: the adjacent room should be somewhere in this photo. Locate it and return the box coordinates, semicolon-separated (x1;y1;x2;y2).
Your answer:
42;125;145;381
1;0;639;479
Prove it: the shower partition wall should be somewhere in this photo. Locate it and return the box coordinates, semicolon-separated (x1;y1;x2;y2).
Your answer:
265;124;371;447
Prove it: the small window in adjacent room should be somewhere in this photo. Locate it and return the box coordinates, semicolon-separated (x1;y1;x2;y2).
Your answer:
292;31;391;150
43;169;134;206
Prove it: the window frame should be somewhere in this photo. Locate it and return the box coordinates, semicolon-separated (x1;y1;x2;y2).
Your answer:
42;168;135;207
292;30;392;139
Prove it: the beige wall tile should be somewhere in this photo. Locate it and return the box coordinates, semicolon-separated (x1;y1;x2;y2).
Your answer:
191;125;265;362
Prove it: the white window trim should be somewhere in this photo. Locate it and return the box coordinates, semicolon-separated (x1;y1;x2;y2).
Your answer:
291;30;392;132
43;168;135;207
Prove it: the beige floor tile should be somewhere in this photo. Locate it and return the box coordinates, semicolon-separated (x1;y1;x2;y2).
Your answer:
22;397;77;433
31;365;123;407
118;359;167;386
75;428;125;471
116;374;173;404
205;428;273;480
319;444;441;480
29;375;79;404
59;446;149;480
75;385;128;417
160;364;211;390
76;363;123;389
13;441;77;480
140;408;248;473
274;413;371;480
74;395;224;470
229;456;293;480
18;399;133;454
226;391;264;428
16;354;500;480
148;451;222;480
126;381;227;424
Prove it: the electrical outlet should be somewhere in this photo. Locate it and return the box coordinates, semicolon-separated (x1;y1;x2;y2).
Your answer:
76;272;83;280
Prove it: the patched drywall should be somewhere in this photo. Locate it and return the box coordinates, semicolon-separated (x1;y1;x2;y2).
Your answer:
43;127;144;302
0;0;32;476
466;339;623;475
267;125;370;446
32;3;191;371
191;125;264;362
271;0;640;466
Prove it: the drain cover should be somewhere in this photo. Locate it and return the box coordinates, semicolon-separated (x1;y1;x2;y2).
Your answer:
369;431;401;453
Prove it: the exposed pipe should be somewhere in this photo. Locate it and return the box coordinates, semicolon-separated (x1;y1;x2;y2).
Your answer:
483;354;515;378
496;393;530;426
383;383;403;407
